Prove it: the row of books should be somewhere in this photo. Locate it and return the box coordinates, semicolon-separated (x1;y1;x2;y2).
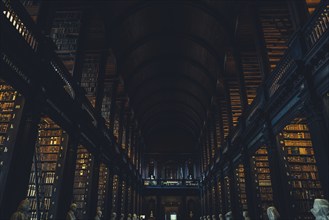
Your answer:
0;91;17;101
73;146;93;219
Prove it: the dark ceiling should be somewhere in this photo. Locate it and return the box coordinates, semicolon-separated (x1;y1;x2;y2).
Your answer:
103;1;236;153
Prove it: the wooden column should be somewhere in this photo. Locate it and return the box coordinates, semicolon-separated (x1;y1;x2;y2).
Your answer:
88;156;100;220
55;137;78;219
263;123;292;219
242;148;257;220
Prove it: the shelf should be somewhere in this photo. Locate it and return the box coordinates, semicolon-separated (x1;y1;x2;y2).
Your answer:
278;118;325;219
27;117;67;220
251;146;274;219
72;145;93;219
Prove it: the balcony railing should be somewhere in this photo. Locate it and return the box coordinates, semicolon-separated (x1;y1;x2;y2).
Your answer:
143;179;199;188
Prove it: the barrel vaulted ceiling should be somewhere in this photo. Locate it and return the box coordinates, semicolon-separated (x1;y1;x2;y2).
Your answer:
102;1;236;152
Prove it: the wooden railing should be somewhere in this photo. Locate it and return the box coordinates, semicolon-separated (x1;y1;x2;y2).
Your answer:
304;2;329;49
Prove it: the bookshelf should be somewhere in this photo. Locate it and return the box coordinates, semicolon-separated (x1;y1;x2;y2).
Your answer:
211;184;216;215
113;114;119;142
97;163;109;215
277;118;324;219
112;174;119;211
120;179;126;214
81;54;100;107
305;0;321;14
127;185;132;213
250;146;274;219
50;11;82;76
227;80;243;127
0;79;24;187
223;176;232;212
27;117;68;220
20;0;41;22
258;2;294;71
217;180;224;214
72;146;93;219
234;164;248;213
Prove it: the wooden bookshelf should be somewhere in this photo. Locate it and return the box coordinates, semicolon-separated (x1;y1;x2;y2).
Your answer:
250;146;274;219
27;117;68;220
50;11;82;76
227;80;243;127
72;146;93;219
223;176;232;212
258;2;294;71
211;183;216;215
127;185;132;214
120;179;126;214
20;0;41;22
97;163;109;214
112;174;119;211
81;54;100;108
217;180;224;214
305;0;321;14
234;164;248;213
0;79;24;191
277;118;324;219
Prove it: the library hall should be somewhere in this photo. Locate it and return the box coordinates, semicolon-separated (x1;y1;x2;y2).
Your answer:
1;0;329;219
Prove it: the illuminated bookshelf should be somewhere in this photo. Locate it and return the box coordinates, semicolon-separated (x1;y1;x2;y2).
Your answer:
250;146;274;219
97;163;109;214
277;118;324;219
234;164;248;213
0;79;24;189
305;0;321;14
27;117;68;220
72;146;93;219
50;11;82;76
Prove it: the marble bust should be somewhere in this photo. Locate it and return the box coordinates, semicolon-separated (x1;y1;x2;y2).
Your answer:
94;209;102;220
10;199;30;220
66;203;77;220
218;214;224;220
243;211;250;220
311;199;329;220
111;212;117;220
225;211;233;220
267;206;280;220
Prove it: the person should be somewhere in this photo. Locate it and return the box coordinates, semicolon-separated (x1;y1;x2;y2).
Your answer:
66;203;77;220
243;211;250;220
225;211;233;220
311;199;329;220
94;207;102;220
119;213;125;220
10;199;30;220
267;206;280;220
111;212;117;220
